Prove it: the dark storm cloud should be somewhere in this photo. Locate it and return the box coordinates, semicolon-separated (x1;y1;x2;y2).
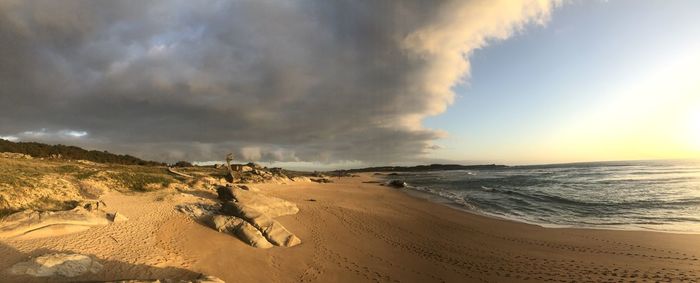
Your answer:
0;0;556;163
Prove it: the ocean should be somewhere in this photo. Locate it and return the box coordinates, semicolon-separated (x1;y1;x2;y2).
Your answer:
384;160;700;233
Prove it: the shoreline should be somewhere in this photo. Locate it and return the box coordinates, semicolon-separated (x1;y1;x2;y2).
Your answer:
378;173;700;235
1;173;699;282
399;182;700;235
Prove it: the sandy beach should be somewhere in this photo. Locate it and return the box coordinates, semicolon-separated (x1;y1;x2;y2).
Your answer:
3;1;700;282
1;174;699;282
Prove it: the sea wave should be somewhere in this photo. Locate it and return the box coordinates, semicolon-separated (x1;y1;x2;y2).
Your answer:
383;160;700;233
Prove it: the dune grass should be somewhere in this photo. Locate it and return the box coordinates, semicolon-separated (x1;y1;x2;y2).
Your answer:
106;171;177;191
0;158;185;216
0;157;236;217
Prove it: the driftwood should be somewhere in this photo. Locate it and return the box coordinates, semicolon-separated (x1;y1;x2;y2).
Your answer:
224;153;236;183
167;167;193;178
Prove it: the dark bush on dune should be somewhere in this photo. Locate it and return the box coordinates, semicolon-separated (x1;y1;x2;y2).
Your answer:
0;139;164;166
173;161;193;167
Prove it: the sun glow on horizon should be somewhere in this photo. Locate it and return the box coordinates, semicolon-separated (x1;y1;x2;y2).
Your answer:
689;110;700;152
533;49;700;163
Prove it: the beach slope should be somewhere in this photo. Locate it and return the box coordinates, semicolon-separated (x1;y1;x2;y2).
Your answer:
1;174;699;282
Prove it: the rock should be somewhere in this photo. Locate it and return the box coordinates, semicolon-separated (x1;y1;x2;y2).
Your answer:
311;178;333;183
216;186;235;201
218;161;294;184
191;177;225;190
209;215;273;249
290;176;311;183
210;214;238;232
253;169;272;177
223;202;301;247
221;187;299;218
386;180;407;188
109;212;128;222
0;207;110;239
230;164;253;172
10;253;103;277
238;185;260;192
331;171;359;177
0;152;33;159
246;162;263;169
197;275;226;283
177;203;219;220
103;274;225;283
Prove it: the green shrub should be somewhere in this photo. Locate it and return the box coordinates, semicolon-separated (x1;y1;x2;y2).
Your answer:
108;172;176;191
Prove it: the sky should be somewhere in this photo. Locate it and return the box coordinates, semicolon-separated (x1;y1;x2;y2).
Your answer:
426;0;700;165
0;1;698;169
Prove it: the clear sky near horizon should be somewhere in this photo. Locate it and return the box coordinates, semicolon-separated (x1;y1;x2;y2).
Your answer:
426;0;700;165
0;1;699;169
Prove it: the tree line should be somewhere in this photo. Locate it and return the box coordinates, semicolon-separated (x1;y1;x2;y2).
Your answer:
0;139;165;166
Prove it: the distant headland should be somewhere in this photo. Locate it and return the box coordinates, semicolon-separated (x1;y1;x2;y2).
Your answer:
340;164;508;173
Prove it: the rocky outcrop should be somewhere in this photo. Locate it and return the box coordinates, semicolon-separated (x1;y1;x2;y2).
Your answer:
10;253;103;277
216;186;236;202
0;152;32;159
109;211;129;222
223;202;301;247
196;275;227;283
216;153;310;184
386;180;407;188
218;186;298;218
232;164;254;172
177;203;220;220
311;178;333;183
189;177;227;191
290;176;311;183
106;275;225;283
0;207;110;239
209;215;273;249
229;165;311;184
181;182;301;248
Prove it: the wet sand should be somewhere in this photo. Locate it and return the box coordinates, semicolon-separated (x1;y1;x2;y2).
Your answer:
1;174;699;282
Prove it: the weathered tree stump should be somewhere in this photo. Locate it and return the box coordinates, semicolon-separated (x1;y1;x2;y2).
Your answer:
224;153;236;183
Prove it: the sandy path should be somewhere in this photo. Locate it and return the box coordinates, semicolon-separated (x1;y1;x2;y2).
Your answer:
1;174;700;282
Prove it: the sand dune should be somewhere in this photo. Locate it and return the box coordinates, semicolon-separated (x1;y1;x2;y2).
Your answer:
1;174;699;282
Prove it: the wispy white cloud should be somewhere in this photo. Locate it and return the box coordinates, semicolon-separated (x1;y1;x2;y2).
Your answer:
0;135;18;142
3;129;89;142
61;130;88;138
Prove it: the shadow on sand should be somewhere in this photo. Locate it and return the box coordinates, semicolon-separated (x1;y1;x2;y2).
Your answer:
0;241;205;283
